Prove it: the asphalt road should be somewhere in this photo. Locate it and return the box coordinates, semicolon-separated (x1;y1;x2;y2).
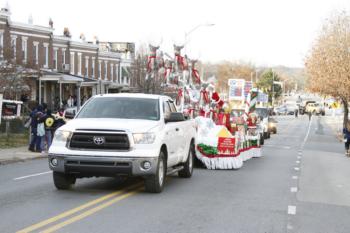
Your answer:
0;115;349;233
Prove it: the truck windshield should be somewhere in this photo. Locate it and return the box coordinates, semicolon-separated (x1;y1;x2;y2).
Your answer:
76;97;160;121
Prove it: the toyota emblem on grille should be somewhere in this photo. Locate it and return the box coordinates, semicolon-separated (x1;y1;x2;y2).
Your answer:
93;136;105;145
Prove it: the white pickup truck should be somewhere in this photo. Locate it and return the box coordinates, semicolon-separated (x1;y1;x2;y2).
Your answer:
48;94;196;193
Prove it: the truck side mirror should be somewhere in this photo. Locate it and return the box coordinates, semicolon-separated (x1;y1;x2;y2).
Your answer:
165;112;185;123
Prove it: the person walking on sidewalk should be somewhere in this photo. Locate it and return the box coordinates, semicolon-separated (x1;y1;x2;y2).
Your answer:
343;122;350;157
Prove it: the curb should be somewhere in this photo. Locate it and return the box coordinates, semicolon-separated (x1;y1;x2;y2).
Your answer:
0;154;48;165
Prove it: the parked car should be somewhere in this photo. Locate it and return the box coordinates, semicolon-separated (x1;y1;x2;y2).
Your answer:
275;105;287;115
286;104;297;115
48;94;196;193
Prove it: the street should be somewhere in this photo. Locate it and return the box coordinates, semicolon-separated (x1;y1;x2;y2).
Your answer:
0;115;348;233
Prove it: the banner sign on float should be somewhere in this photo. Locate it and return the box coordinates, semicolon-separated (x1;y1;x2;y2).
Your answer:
244;81;253;98
257;92;268;103
228;79;245;101
217;137;236;155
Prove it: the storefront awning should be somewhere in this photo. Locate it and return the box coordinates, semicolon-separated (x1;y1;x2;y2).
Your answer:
40;75;61;81
39;71;84;83
59;74;84;84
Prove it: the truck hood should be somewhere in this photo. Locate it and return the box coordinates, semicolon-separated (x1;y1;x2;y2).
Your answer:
60;118;161;133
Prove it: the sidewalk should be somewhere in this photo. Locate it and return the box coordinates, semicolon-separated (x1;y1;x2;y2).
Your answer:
0;146;48;165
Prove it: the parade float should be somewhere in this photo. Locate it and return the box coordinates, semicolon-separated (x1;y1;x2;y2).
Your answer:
145;43;262;170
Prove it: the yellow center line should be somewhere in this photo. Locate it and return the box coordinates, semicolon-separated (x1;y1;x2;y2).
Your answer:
16;183;142;233
40;187;143;233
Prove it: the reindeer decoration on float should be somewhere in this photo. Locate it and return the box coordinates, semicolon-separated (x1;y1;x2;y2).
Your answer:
144;43;223;119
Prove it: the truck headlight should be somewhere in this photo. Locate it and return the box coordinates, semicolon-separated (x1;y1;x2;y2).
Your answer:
54;130;72;142
133;133;156;144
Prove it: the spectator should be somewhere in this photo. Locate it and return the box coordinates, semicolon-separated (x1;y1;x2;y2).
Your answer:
52;108;66;134
343;122;350;157
39;109;55;151
28;105;43;152
67;95;74;107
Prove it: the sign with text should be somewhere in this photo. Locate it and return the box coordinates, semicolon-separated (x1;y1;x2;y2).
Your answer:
228;79;245;101
217;137;236;155
244;81;253;97
257;92;268;103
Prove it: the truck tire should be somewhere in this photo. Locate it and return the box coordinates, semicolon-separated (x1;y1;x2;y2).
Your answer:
145;151;166;193
273;128;277;134
53;172;76;190
179;143;194;178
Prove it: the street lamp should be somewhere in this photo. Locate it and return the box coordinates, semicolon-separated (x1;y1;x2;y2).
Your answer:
184;23;215;54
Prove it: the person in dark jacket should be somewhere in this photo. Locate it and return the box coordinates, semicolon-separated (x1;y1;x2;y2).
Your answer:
343;122;350;156
28;105;43;152
39;109;55;151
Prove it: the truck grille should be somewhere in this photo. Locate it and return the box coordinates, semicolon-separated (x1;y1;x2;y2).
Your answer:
69;132;130;150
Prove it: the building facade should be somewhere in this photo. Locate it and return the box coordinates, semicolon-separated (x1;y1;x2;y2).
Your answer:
0;5;134;110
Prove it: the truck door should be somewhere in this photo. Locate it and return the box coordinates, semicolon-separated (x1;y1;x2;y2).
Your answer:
163;100;179;167
168;100;186;163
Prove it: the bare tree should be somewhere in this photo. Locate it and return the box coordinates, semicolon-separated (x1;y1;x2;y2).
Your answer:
305;10;350;127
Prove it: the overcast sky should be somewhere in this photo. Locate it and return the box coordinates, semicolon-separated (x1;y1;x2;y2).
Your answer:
4;0;350;67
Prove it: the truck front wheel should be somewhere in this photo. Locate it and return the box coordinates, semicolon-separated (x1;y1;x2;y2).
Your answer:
179;143;194;178
53;172;76;190
145;151;166;193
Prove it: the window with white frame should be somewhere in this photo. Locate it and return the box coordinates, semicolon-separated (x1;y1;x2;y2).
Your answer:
77;53;82;75
70;52;75;74
85;56;89;77
43;43;49;68
110;64;114;82
33;42;39;65
22;37;28;63
104;61;107;80
62;48;66;65
91;57;95;78
11;35;17;60
98;60;102;79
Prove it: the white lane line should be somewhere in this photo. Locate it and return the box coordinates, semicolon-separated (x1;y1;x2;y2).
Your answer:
13;171;52;181
301;117;313;148
294;167;300;171
292;176;298;179
297;156;301;159
296;161;300;164
291;187;298;192
298;152;302;155
264;145;291;149
288;205;297;215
